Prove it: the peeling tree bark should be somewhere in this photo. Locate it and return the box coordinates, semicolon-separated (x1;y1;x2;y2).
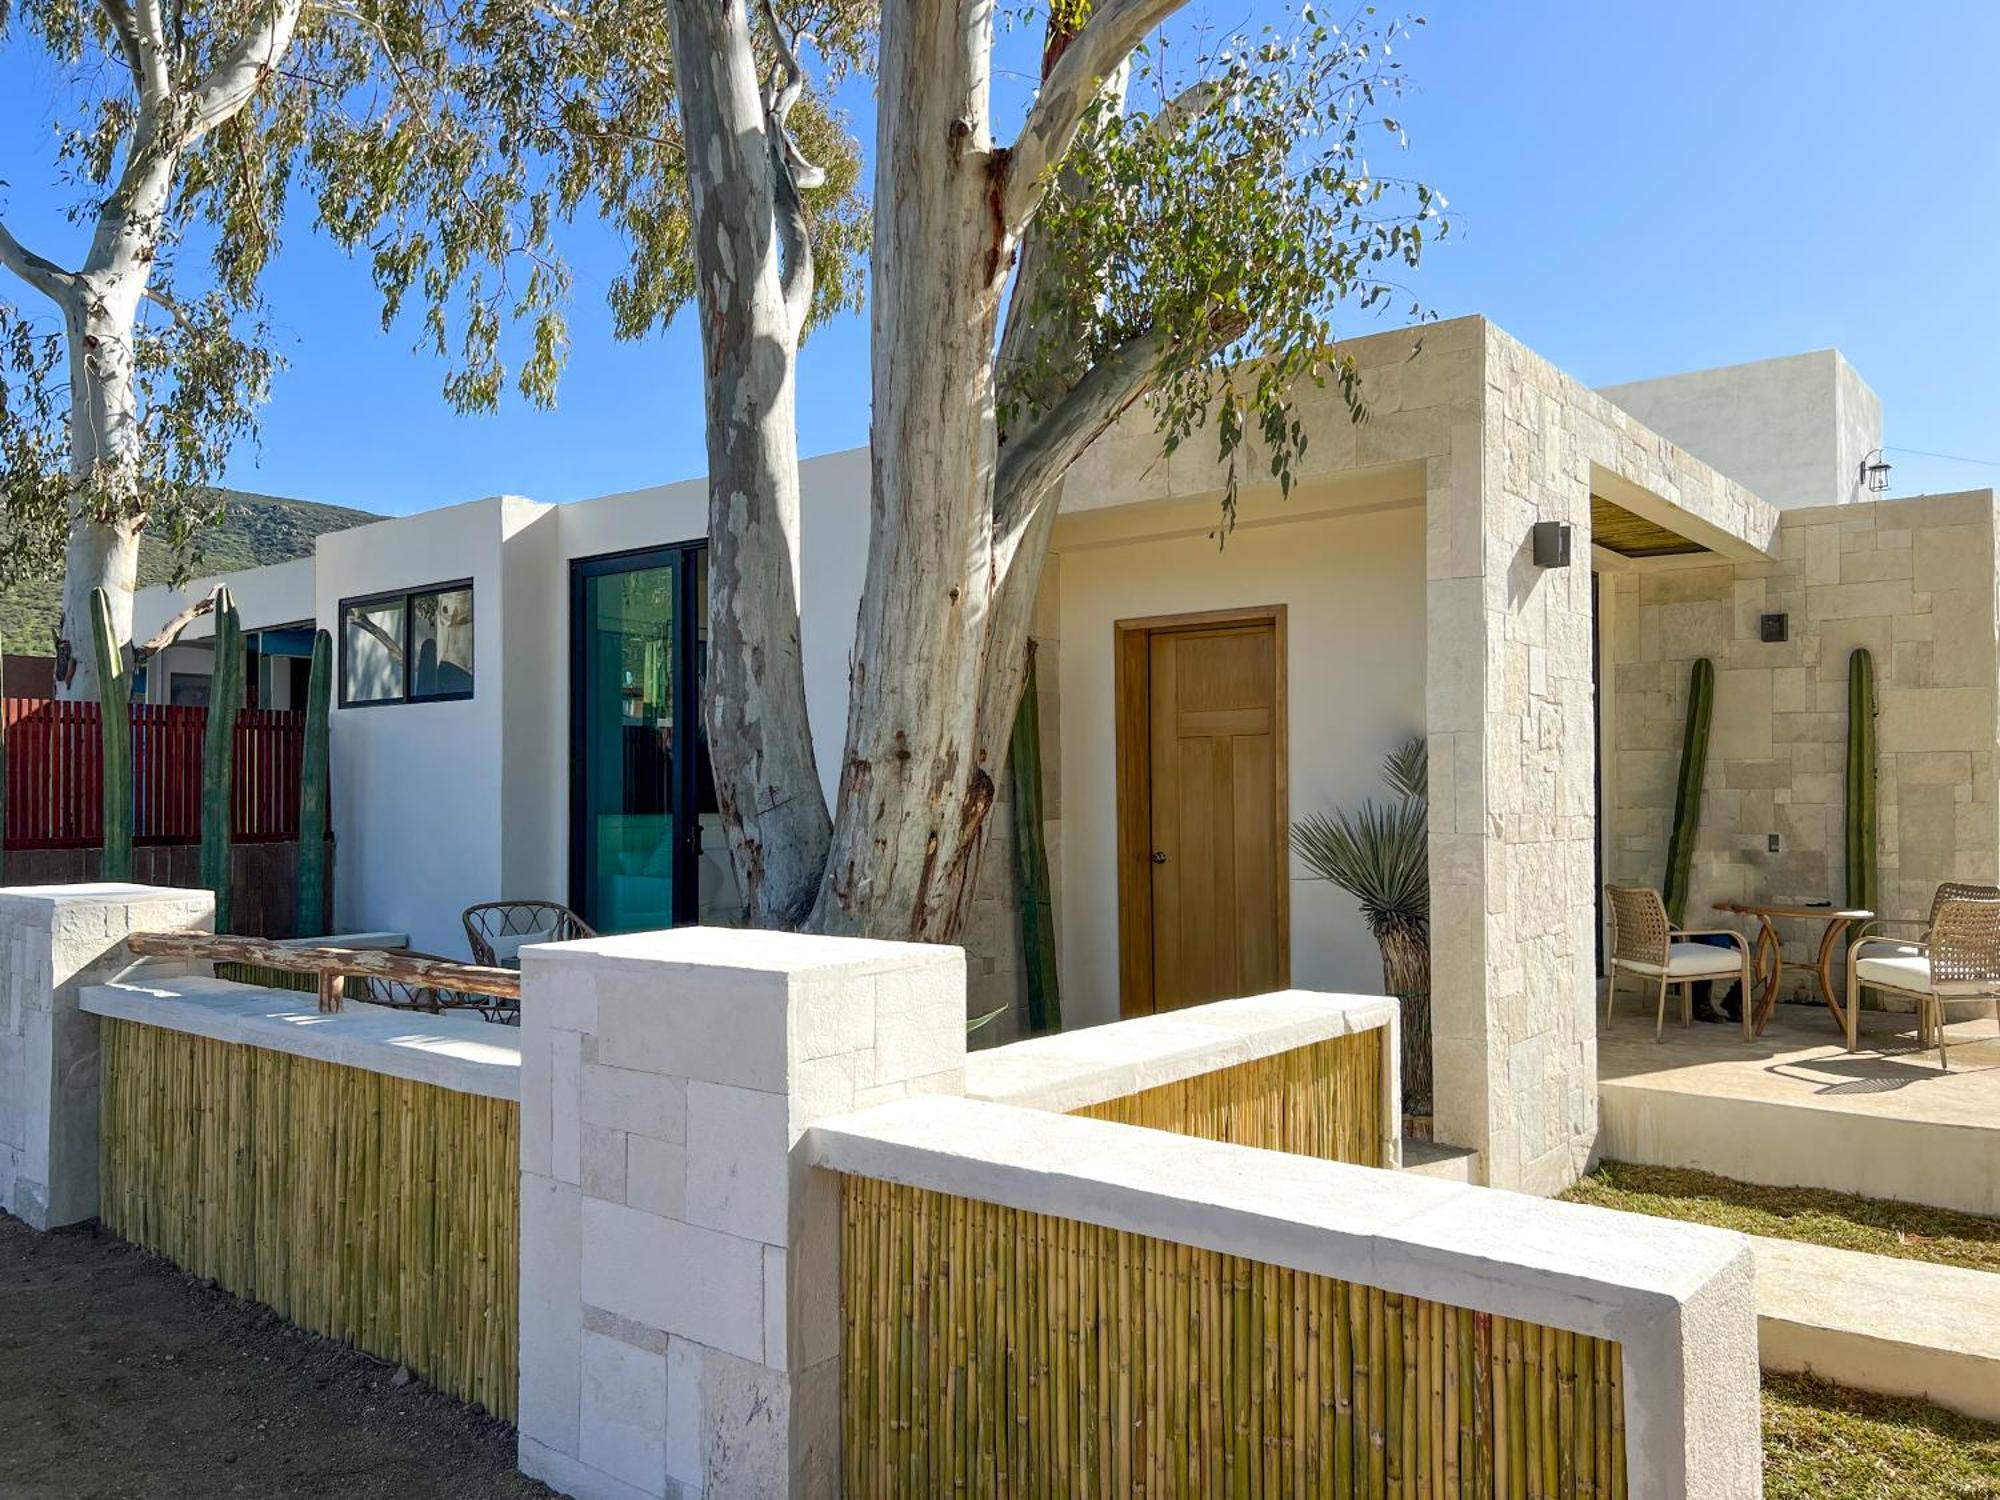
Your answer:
667;0;832;924
809;0;1015;940
670;0;1210;940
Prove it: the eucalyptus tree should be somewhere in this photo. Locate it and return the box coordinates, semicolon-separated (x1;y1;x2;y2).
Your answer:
0;0;303;697
0;0;866;699
665;0;1443;935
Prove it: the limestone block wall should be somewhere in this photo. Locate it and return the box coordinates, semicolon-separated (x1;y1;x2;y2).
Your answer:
0;883;213;1229
1605;490;2000;991
1427;325;1774;1195
516;928;967;1500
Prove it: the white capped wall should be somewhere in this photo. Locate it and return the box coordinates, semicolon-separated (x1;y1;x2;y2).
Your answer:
1053;486;1427;1029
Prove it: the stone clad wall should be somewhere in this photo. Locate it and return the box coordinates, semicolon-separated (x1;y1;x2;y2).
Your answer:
0;884;213;1229
1605;490;2000;991
1427;325;1775;1195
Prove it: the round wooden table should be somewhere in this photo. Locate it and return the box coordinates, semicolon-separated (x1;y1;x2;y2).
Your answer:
1712;901;1873;1036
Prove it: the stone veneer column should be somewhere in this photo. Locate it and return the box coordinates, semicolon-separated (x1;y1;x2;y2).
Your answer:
516;928;967;1500
1426;324;1601;1195
0;883;215;1229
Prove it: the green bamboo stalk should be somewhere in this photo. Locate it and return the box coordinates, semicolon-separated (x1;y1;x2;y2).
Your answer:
88;587;134;880
1845;648;1879;912
201;589;243;932
295;628;333;937
1662;657;1714;926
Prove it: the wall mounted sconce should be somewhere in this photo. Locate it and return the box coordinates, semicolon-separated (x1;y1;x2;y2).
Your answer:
1860;449;1892;495
1760;612;1789;643
1532;520;1572;568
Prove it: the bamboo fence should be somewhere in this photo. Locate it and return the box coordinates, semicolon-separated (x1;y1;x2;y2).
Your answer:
1072;1031;1385;1168
842;1175;1626;1499
99;1018;519;1419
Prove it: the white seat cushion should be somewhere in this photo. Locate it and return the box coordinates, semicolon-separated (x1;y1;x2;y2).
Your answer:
1855;949;2000;998
488;924;557;966
1622;941;1744;979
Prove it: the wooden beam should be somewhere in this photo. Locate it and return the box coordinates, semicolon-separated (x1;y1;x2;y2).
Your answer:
125;930;521;1002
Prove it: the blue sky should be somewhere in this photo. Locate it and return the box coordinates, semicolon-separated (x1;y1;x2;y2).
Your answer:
3;0;1997;515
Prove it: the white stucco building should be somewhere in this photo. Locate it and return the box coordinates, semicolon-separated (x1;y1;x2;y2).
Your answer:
136;316;1999;1193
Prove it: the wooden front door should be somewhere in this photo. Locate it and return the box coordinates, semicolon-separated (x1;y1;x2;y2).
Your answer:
1117;607;1288;1015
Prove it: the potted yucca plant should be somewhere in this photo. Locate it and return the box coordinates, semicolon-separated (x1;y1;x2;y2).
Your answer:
1292;736;1432;1119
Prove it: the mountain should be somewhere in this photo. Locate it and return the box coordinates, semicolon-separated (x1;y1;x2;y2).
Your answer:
2;490;380;654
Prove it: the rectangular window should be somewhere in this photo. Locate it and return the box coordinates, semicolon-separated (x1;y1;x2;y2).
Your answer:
339;582;474;706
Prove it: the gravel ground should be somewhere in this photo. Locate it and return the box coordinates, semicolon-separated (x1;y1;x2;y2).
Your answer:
0;1210;554;1499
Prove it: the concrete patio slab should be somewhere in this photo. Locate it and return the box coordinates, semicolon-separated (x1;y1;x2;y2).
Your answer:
1754;1235;2000;1423
1596;1006;2000;1215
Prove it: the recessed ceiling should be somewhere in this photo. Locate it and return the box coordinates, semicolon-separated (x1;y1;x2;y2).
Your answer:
1590;495;1708;558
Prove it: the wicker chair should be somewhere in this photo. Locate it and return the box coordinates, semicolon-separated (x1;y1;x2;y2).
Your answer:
1604;886;1755;1042
350;950;520;1026
1845;882;2000;1068
461;900;597;969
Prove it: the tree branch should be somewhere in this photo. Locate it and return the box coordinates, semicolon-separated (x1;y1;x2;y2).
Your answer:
0;218;81;306
100;0;170;102
1149;71;1246;139
758;0;819;336
133;587;220;664
994;324;1170;554
771;136;815;338
141;284;197;333
185;0;307;142
1003;0;1184;233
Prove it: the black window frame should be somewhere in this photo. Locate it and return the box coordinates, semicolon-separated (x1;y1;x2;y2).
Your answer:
337;579;476;708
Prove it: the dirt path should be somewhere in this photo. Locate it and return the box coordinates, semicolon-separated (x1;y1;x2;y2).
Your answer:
0;1211;554;1499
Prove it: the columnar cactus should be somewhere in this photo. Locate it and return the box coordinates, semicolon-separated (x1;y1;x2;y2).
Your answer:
201;588;243;932
1662;657;1714;928
1846;648;1879;913
89;586;134;880
295;628;333;937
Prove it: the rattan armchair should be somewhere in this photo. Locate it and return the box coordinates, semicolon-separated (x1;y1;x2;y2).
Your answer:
1604;886;1755;1042
351;951;520;1026
461;900;597;969
1846;882;2000;1068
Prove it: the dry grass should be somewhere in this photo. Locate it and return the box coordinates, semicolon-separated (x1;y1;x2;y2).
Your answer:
1764;1372;2000;1499
1562;1161;2000;1275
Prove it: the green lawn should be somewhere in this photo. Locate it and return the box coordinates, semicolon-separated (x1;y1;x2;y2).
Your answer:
1765;1373;2000;1499
1562;1160;2000;1275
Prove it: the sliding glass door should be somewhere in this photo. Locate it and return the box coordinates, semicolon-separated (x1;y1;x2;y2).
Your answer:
570;544;740;933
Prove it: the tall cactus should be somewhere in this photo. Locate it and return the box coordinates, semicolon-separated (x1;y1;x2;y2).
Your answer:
1662;657;1715;927
201;588;243;932
1845;648;1879;913
89;587;135;880
295;628;333;937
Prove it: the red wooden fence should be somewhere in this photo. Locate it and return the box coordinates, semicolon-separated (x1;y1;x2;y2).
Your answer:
1;699;306;849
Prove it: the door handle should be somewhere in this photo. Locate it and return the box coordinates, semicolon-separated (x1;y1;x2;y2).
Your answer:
1150;850;1168;865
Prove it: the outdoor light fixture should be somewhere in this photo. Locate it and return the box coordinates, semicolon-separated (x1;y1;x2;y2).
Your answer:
1760;612;1789;643
1532;520;1572;568
1860;449;1892;495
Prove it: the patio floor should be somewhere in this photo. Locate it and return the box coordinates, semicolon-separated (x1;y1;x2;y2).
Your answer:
1595;1003;2000;1217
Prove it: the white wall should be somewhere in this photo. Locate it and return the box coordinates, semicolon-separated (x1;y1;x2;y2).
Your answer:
315;498;528;955
1054;486;1428;1028
499;498;565;907
1598;349;1882;510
